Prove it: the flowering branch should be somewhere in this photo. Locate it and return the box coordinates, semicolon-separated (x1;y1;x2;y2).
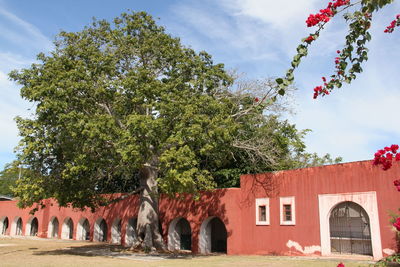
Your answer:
384;14;400;33
372;144;400;231
276;0;395;99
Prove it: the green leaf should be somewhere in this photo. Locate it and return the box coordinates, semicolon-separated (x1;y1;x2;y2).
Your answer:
291;60;300;68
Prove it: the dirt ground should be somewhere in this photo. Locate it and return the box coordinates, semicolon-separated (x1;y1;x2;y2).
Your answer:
0;237;374;267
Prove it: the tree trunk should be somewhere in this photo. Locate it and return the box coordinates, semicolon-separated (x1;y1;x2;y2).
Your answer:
135;163;166;251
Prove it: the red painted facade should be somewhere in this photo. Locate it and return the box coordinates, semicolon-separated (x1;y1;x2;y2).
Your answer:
0;160;399;259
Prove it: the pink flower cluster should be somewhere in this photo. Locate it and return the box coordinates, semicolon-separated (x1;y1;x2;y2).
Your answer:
394;179;400;192
313;77;330;99
372;144;400;171
305;35;315;44
384;14;400;33
394;217;400;231
312;51;344;99
372;144;400;234
337;263;345;267
306;0;350;27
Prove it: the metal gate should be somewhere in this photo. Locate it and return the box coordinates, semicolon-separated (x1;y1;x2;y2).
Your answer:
329;201;372;255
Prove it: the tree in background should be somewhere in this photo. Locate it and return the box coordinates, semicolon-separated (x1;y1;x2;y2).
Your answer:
213;77;342;187
0;162;19;197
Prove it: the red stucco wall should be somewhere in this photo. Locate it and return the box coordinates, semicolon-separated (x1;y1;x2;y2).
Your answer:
0;160;399;258
237;160;400;256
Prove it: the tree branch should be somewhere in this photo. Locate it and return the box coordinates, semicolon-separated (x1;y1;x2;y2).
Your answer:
97;102;126;129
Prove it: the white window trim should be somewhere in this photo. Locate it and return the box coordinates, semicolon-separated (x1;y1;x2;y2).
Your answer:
255;198;270;225
280;196;295;225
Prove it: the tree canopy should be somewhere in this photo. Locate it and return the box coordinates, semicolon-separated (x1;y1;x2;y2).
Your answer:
9;11;337;209
0;162;20;197
11;12;233;208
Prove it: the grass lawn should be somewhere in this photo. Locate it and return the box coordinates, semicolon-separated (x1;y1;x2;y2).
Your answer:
0;237;375;267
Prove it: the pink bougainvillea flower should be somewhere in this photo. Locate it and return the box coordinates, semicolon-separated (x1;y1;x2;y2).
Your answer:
305;35;315;43
393;217;400;231
394;179;400;192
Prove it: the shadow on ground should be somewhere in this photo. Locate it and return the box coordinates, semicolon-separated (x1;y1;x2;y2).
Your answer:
32;244;221;261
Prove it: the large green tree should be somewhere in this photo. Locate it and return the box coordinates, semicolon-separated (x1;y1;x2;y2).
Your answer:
0;162;19;197
11;12;235;249
10;11;337;249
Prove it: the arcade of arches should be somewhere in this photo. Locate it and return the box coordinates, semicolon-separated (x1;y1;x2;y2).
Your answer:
0;213;228;254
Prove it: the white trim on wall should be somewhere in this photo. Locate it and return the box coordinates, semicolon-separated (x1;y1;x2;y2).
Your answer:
255;198;270;225
318;191;382;260
280;196;295;225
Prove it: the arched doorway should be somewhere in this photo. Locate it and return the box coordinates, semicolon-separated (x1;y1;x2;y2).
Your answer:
329;201;372;255
61;217;74;240
199;216;227;254
94;218;108;242
0;217;9;235
48;217;59;238
28;217;39;236
111;218;122;244
77;218;90;241
125;218;137;246
12;217;23;236
168;217;192;251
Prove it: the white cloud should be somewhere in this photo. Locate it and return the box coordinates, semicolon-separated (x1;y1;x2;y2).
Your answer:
0;6;46;168
169;0;345;78
220;0;320;29
0;69;30;148
0;6;52;51
0;51;32;70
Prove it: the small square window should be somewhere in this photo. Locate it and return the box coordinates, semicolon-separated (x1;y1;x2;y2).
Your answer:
283;204;292;221
256;198;269;225
280;197;295;225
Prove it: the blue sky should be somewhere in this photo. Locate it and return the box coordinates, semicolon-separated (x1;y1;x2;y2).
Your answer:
0;0;399;169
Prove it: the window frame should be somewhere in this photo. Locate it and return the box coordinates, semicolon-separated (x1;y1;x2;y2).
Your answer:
280;196;296;225
255;198;270;225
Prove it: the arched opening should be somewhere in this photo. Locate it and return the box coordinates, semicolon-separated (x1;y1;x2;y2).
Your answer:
199;216;227;254
47;217;59;238
12;217;23;236
27;217;39;236
0;216;9;235
125;218;137;246
77;218;90;241
329;201;372;256
111;218;122;244
168;217;192;251
94;218;108;242
61;217;74;240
